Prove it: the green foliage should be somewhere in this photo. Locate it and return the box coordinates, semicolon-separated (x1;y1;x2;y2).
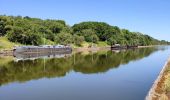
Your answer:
0;16;13;36
80;29;99;43
73;22;170;46
0;15;68;45
97;41;108;47
73;34;84;46
72;22;114;41
0;15;169;46
44;20;64;34
55;32;73;45
0;20;5;36
7;26;42;45
0;37;20;49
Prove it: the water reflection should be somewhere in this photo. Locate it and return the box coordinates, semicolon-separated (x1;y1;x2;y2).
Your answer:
14;51;72;61
0;47;160;86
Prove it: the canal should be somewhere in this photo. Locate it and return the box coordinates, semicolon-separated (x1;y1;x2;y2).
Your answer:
0;46;170;100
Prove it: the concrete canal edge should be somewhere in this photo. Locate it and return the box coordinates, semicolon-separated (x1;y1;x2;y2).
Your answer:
145;56;170;100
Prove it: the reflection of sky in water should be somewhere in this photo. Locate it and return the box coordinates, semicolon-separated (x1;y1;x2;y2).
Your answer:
0;46;170;100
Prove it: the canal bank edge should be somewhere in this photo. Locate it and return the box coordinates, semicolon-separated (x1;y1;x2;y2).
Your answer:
0;45;157;56
146;56;170;100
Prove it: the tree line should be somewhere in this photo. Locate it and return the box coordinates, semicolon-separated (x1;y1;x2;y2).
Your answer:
0;15;169;46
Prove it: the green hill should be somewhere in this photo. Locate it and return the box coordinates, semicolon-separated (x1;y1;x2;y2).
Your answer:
0;15;169;48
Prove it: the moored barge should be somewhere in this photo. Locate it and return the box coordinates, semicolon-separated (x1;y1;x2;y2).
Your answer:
13;45;72;54
111;44;138;50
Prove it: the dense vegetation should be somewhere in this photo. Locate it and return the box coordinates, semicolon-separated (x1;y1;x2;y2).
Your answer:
0;15;169;46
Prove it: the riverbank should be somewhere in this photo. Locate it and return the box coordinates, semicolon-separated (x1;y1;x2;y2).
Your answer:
138;45;157;48
73;46;110;52
146;56;170;100
0;45;158;56
0;37;20;50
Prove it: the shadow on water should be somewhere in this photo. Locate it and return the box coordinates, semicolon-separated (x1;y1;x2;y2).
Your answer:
0;47;165;86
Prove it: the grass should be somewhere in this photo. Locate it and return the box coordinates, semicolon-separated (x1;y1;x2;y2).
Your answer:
97;41;109;47
73;41;109;48
159;68;170;100
155;61;170;100
43;38;55;45
0;37;55;50
163;65;170;92
0;36;109;50
0;37;20;50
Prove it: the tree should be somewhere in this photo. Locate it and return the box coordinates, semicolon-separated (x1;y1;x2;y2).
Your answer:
81;29;99;43
7;26;42;45
73;35;84;46
55;32;73;45
0;15;169;46
44;20;65;34
0;20;5;36
7;26;24;43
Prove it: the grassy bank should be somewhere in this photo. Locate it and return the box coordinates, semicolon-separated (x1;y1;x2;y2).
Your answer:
73;41;109;48
0;37;20;50
0;36;109;50
154;59;170;100
146;57;170;100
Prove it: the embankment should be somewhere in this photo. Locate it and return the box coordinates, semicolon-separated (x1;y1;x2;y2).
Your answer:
0;45;156;56
146;56;170;100
74;46;110;52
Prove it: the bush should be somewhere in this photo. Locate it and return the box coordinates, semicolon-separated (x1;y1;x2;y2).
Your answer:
55;32;73;45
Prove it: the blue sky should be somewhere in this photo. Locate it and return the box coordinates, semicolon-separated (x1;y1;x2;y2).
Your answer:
0;0;170;41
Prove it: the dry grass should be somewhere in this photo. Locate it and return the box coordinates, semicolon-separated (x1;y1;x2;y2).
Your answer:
153;60;170;100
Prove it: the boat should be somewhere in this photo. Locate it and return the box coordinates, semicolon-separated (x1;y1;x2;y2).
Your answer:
111;44;126;50
13;45;72;54
111;44;138;50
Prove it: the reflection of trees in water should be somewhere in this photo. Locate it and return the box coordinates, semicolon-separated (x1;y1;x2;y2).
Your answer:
74;48;157;73
0;47;158;85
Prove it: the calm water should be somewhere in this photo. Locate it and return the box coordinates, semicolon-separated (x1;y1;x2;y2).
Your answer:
0;46;170;100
